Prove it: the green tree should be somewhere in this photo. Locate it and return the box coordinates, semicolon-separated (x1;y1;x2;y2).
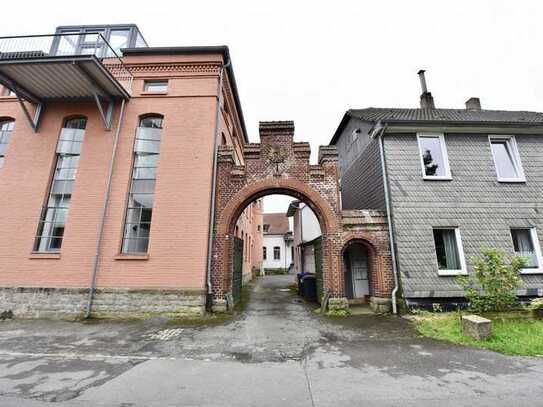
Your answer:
456;248;525;312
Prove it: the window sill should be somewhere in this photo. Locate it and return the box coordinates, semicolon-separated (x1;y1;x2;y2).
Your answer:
438;270;467;276
114;254;149;261
423;176;452;181
497;178;526;183
140;91;168;96
520;268;543;275
29;252;61;259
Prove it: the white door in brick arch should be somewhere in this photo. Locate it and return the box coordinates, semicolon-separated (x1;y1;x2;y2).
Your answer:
350;248;369;298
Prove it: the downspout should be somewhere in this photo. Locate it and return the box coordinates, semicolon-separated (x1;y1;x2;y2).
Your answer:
205;59;230;311
85;98;127;318
377;124;400;315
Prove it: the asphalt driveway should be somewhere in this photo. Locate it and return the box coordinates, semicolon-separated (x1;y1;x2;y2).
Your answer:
0;275;542;406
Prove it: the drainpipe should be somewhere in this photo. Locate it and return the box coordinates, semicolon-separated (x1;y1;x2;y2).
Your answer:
377;124;400;315
205;59;230;311
85;98;127;318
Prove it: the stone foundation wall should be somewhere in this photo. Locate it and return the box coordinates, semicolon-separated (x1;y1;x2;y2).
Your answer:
0;287;206;319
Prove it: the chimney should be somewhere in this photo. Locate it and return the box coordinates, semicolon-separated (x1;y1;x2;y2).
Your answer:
417;69;435;109
465;97;481;111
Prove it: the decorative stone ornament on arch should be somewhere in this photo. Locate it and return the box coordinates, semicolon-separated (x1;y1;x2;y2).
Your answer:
210;121;395;312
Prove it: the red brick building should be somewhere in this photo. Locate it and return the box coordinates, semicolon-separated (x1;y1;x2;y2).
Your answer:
0;25;263;317
0;24;395;318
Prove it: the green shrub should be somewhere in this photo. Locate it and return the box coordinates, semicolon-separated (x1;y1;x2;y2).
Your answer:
528;298;543;311
456;248;525;313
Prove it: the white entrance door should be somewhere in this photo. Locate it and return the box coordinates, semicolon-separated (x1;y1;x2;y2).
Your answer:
350;248;369;298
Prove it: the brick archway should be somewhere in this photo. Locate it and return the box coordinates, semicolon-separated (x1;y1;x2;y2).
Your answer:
210;121;393;312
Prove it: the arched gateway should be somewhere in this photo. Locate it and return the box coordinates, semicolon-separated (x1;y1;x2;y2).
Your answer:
211;121;394;312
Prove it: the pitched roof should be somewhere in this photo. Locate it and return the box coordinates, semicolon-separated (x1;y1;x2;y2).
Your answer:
349;107;543;124
286;200;301;217
263;213;289;235
330;107;543;144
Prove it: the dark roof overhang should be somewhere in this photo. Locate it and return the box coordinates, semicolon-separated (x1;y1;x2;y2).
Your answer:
382;121;543;135
0;55;131;101
329;110;354;145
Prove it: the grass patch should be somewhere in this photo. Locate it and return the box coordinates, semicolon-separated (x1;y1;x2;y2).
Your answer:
264;268;288;275
325;308;352;317
415;312;543;356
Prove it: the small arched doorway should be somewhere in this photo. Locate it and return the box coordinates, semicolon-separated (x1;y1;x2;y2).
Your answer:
343;242;370;303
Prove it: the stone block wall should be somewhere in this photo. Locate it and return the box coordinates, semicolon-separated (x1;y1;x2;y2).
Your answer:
0;287;205;319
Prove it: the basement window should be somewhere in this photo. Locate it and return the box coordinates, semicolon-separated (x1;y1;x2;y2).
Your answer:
143;80;168;93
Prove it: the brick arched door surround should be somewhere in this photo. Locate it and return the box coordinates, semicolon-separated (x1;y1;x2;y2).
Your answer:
211;121;394;312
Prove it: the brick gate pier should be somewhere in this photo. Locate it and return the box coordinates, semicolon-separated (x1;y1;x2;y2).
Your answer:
211;121;394;312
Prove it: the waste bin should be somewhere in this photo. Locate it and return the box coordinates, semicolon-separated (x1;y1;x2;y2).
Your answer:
302;275;317;303
296;272;305;295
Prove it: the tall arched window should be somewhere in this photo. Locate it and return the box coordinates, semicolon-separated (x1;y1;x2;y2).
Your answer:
0;119;15;168
121;114;163;254
35;117;87;251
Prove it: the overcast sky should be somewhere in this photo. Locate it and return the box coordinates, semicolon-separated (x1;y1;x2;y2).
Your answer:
4;0;542;212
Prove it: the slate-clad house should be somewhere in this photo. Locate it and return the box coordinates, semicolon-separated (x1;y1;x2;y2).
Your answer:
331;72;543;306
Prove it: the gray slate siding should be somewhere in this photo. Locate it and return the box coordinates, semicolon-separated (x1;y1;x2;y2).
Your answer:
334;119;374;176
341;138;385;209
384;132;543;298
334;118;385;209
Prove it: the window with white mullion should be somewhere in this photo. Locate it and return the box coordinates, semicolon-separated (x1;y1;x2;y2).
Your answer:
0;120;15;168
121;115;163;254
273;246;281;260
489;136;525;182
417;133;452;180
511;228;543;274
432;227;467;276
34;117;86;252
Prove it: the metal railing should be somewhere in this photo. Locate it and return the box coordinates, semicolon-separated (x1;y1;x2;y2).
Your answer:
0;33;133;95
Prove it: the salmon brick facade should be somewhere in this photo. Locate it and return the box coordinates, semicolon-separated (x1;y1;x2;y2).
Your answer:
0;30;256;317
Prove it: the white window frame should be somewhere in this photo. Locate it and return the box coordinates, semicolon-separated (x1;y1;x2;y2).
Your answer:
143;80;168;93
488;135;525;183
433;227;468;276
417;133;452;180
511;227;543;275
